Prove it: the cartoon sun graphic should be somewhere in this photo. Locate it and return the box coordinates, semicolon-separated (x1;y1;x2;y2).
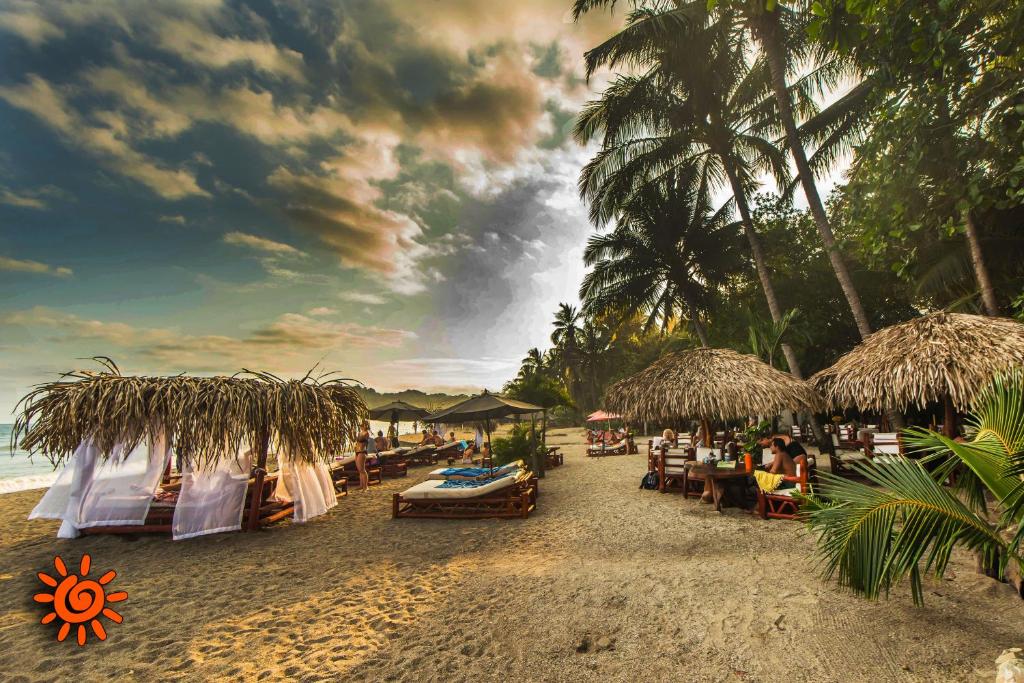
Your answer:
34;554;126;646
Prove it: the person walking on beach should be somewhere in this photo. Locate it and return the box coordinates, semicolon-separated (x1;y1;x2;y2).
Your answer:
354;421;371;492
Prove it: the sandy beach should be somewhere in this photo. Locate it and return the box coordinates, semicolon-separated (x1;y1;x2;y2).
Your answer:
1;430;1022;682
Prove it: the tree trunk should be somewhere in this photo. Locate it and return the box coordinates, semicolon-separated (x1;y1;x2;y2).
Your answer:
680;287;711;347
964;210;1000;316
759;21;873;341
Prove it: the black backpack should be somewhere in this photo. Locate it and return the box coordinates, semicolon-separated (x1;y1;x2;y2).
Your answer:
639;470;659;490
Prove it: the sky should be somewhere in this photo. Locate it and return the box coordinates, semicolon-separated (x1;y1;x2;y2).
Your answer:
0;0;625;416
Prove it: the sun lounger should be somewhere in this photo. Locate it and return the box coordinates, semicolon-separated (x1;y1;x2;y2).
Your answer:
426;462;520;481
545;446;563;467
331;456;383;486
376;449;409;478
587;442;627;457
392;469;537;519
403;444;438;466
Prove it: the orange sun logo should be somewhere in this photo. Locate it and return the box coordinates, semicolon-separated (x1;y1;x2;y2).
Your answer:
34;554;126;646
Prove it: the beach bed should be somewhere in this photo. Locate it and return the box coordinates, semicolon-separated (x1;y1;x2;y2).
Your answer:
392;465;537;519
545;446;563;468
332;455;383;486
403;444;438;466
376;448;410;478
586;442;627;457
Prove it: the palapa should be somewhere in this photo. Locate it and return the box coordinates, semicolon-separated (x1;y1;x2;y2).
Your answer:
13;358;366;469
603;347;821;423
810;312;1024;413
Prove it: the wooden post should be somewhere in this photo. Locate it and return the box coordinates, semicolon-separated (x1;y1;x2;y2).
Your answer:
246;431;270;531
943;394;956;438
700;418;711;448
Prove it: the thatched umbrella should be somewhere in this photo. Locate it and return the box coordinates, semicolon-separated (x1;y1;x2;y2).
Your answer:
603;347;821;443
13;359;366;530
810;312;1024;436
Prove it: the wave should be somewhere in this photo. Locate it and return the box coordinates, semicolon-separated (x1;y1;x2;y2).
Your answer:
0;472;59;495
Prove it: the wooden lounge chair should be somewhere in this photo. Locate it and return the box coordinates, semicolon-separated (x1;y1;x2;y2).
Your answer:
433;441;464;463
392;470;538;519
332;456;383;486
587;440;627;456
757;464;809;520
545;446;563;467
404;444;438;466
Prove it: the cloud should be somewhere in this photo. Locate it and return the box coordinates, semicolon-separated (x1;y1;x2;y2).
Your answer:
0;75;208;200
159;214;186;225
0;184;71;209
339;291;387;305
307;306;336;316
4;307;416;372
0;6;65;46
223;231;305;257
0;256;72;277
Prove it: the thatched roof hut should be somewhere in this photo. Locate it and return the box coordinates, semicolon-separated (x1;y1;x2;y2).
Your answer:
14;359;366;468
810;312;1024;413
603;347;821;423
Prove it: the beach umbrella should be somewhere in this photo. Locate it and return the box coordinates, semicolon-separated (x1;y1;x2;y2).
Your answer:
368;400;429;444
603;347;821;444
424;391;543;471
810;312;1024;437
586;409;621;436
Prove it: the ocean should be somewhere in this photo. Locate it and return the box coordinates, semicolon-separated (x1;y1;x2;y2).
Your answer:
0;423;61;494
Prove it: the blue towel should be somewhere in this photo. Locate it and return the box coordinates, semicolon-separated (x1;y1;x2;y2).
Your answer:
438;467;492;477
437;473;514;489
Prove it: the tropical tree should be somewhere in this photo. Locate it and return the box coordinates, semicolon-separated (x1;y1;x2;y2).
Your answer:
803;371;1024;604
574;4;814;383
517;348;546;381
576;0;878;340
580;165;740;346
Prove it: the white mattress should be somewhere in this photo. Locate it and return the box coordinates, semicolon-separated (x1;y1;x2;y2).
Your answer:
426;463;517;480
334;455;356;466
400;475;516;500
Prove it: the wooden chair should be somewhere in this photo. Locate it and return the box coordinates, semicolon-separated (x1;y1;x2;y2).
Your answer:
865;432;903;458
545;446;563;468
757;463;809;520
655;446;696;494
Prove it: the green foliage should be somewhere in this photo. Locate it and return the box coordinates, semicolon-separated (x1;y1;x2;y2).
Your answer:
803;372;1024;604
491;424;545;466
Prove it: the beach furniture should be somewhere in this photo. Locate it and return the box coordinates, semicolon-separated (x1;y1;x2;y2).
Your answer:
545;446;563;467
392;464;537;519
433;441;463;462
333;454;383;486
376;448;410;478
654;445;701;495
586;442;627;456
681;462;750;512
403;444;438;466
864;432;903;458
756;463;809;520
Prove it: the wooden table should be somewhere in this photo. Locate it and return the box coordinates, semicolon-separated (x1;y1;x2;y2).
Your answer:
682;464;752;512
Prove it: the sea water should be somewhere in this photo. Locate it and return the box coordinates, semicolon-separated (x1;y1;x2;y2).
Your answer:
0;424;60;494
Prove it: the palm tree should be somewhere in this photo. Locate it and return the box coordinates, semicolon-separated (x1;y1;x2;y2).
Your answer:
580;165;738;347
573;0;879;339
573;5;811;381
803;371;1024;603
550;303;585;404
517;348;545;381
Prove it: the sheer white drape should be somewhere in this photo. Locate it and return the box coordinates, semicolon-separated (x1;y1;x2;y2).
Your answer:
277;457;336;523
76;434;171;530
29;439;100;538
172;449;252;541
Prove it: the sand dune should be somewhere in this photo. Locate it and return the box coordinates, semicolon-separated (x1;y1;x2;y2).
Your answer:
1;430;1021;682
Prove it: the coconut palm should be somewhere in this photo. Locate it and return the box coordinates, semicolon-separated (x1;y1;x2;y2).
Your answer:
517;348;546;381
573;0;878;339
580;165;739;346
802;371;1024;604
574;5;815;383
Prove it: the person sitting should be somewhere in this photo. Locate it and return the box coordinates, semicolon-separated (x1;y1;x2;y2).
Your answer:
461;442;476;464
763;437;798;479
418;430;431;446
374;430;389;453
431;430;444;447
479;441;492;466
447;431;457;444
662;428;676;447
757;431;807;469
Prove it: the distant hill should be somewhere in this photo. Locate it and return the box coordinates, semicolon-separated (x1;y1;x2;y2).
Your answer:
356;388;470;412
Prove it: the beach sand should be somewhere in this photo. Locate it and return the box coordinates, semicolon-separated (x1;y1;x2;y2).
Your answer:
1;430;1021;682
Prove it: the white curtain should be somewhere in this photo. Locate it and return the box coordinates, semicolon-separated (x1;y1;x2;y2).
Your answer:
278;457;336;523
172;449;252;541
76;434;171;530
29;439;100;538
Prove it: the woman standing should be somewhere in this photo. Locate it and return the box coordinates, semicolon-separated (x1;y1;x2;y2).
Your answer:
354;420;371;492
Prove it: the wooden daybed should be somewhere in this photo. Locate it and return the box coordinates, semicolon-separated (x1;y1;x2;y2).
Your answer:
586;442;627;457
392;468;538;519
545;446;563;468
403;444;438;466
332;455;383;486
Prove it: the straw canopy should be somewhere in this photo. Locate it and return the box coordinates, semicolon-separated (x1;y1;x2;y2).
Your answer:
13;359;366;468
368;400;430;423
810;312;1024;412
603;347;822;422
423;391;543;424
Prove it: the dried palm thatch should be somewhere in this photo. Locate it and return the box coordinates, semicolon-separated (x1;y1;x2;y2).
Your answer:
811;312;1024;412
603;347;822;422
13;358;366;468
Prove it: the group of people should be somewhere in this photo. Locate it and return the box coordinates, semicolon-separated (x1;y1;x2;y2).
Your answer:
658;426;809;503
586;427;627;445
